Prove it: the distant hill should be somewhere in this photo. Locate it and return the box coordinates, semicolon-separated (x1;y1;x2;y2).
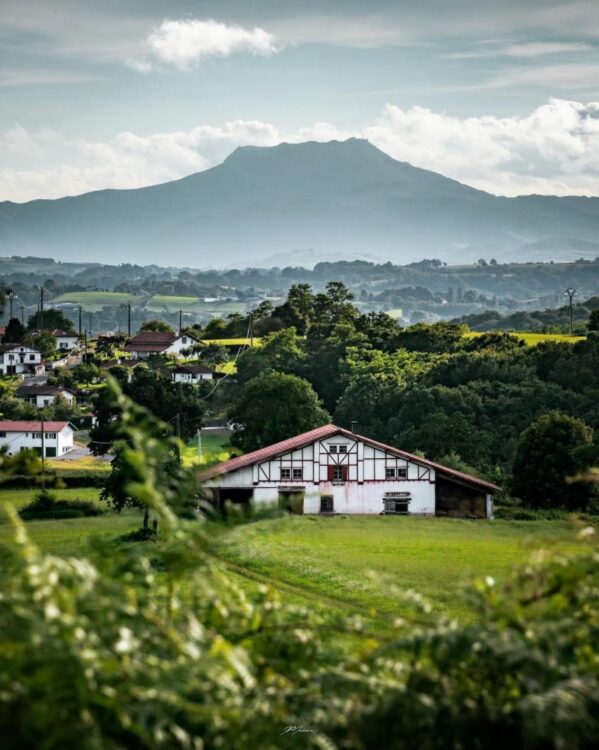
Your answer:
1;138;598;266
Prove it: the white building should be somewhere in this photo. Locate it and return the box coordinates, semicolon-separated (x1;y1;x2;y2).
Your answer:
172;364;214;384
124;330;198;360
201;424;499;518
52;330;79;351
0;344;44;376
0;420;75;457
15;384;76;408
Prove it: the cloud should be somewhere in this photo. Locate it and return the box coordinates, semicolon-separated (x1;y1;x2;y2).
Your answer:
133;18;279;71
2;99;599;202
362;98;599;196
445;41;594;60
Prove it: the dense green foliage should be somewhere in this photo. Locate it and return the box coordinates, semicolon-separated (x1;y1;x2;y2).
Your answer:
228;371;330;452
27;307;75;333
512;412;595;510
19;489;102;520
1;386;599;748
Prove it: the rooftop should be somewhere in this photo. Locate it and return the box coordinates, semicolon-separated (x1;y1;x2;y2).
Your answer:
200;424;500;492
0;420;73;432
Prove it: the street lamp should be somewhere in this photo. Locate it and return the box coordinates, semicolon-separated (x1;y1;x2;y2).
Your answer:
564;287;577;336
6;290;17;319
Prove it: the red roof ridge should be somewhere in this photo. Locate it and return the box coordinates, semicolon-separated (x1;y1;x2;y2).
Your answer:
0;420;73;432
200;424;500;492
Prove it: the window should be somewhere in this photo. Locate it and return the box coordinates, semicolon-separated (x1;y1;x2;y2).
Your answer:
383;496;411;514
386;467;396;479
292;468;303;480
338;445;347;454
30;354;36;360
333;466;344;481
0;432;5;438
281;468;291;479
320;495;334;513
329;445;337;454
386;466;407;479
397;467;407;478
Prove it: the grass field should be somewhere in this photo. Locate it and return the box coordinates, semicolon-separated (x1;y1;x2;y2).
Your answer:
181;432;238;467
52;291;141;311
463;331;586;345
0;496;589;622
47;455;112;473
201;337;261;346
216;515;589;621
52;291;247;315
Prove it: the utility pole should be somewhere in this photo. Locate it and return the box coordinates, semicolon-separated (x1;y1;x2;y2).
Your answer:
127;303;131;337
77;305;83;336
179;309;183;336
175;413;181;441
6;290;16;319
39;286;45;331
197;428;202;463
88;313;93;337
40;414;45;490
20;305;25;325
564;287;577;336
249;311;254;348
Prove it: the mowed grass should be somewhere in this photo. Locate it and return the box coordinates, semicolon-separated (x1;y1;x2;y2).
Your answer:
463;331;586;345
52;291;141;309
0;487;141;556
201;337;262;347
215;515;590;621
47;455;112;473
181;432;239;467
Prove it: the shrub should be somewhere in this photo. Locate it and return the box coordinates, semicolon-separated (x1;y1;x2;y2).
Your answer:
19;490;103;520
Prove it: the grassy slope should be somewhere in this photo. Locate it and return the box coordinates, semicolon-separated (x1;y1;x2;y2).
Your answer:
463;331;586;345
181;432;239;467
215;515;587;620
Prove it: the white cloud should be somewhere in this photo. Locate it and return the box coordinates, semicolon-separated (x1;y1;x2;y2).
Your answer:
133;18;279;71
2;99;599;202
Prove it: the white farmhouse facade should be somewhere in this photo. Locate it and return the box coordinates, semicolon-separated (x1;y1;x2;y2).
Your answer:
53;330;79;351
172;364;214;384
15;385;76;408
0;344;44;376
0;420;75;457
201;425;499;518
125;331;198;360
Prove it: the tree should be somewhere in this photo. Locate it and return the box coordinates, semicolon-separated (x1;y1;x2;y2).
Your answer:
228;371;330;452
139;319;174;333
27;308;74;332
512;412;595;509
588;309;599;332
2;317;27;344
28;331;56;358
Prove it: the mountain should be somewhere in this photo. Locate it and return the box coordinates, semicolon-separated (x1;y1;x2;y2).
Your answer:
1;138;598;267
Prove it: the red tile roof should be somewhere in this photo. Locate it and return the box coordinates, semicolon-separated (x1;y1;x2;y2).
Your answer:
0;420;73;432
200;424;500;492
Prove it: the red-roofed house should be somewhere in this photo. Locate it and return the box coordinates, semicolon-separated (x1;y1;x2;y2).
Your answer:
0;420;75;457
200;424;499;518
124;330;198;359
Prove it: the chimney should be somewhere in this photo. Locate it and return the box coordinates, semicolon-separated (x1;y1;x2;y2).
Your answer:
350;421;358;434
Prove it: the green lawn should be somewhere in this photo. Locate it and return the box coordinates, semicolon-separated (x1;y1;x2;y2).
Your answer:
52;291;142;311
463;331;585;345
181;432;239;467
214;515;589;621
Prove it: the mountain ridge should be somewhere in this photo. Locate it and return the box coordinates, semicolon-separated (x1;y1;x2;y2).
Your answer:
1;138;598;266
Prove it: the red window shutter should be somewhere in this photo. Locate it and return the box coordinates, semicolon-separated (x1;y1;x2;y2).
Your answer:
342;465;349;481
327;465;336;482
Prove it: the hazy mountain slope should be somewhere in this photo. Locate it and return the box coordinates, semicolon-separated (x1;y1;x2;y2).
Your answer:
1;138;598;266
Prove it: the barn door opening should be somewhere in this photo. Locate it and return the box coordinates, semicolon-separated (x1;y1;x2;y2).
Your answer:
278;491;304;515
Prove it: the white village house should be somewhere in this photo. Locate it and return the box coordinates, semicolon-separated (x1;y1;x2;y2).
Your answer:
172;364;214;384
0;420;75;457
0;344;44;376
52;329;79;351
124;330;198;360
201;424;499;518
15;384;76;408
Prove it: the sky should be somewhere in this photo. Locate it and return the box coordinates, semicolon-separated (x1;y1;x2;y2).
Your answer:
2;0;599;201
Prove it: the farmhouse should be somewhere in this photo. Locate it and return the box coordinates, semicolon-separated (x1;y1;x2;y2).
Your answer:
172;364;214;384
15;384;76;408
0;420;75;457
124;330;198;359
30;329;79;351
0;344;44;375
201;424;499;518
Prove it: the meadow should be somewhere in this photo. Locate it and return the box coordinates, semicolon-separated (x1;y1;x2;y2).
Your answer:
52;291;247;315
0;483;589;622
463;331;586;345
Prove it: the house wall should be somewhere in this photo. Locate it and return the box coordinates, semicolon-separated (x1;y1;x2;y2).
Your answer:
1;347;42;375
173;371;213;383
0;427;74;457
206;436;438;515
56;337;78;351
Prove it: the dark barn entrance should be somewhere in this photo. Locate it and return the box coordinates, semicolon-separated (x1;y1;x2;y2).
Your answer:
435;476;487;518
218;488;254;516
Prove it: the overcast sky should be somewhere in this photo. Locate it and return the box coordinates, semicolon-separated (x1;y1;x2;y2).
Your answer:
2;0;599;201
